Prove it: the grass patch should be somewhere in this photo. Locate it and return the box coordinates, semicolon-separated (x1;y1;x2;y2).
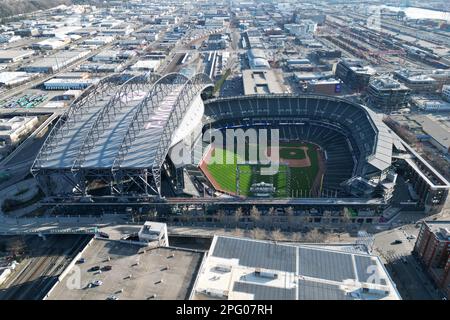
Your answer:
205;142;320;197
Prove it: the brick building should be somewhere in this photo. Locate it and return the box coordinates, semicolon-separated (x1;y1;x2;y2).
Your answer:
413;221;450;298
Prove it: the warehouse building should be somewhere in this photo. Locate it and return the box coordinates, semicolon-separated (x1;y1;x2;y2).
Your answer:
247;48;270;69
0;50;35;63
0;72;34;87
130;60;160;72
84;36;115;46
192;236;401;300
44;78;99;90
22;50;90;73
0;116;39;155
91;50;119;62
413;221;450;298
32;38;71;50
78;62;125;73
409;115;450;154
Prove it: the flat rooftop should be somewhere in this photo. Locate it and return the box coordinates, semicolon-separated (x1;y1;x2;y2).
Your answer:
192;236;401;300
243;69;283;95
47;239;204;300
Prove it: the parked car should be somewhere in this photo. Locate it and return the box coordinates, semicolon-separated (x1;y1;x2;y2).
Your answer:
89;266;100;272
76;258;85;264
392;240;403;245
102;265;112;271
92;280;103;287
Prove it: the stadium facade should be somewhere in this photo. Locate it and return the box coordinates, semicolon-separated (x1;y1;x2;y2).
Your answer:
31;72;450;215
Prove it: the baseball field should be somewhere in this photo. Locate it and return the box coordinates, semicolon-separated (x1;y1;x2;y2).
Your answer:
200;141;324;197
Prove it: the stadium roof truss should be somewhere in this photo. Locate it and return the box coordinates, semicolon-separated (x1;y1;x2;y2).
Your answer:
31;72;213;198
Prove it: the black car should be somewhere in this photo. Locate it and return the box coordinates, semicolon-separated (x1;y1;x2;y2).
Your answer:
102;265;112;271
97;232;110;239
89;266;100;272
392;240;403;245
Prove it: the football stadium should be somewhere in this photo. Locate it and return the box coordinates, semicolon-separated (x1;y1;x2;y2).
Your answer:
31;72;450;216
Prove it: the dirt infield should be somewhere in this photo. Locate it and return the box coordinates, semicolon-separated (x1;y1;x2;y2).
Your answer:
267;146;311;167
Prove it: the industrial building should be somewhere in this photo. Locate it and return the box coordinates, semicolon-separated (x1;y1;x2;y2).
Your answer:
366;77;411;113
335;59;376;92
0;72;34;87
413;221;450;298
32;38;71;51
192;236;401;300
0;50;35;63
286;58;314;71
247;48;270;69
79;62;125;74
242;69;283;95
408;115;450;155
84;36;115;46
22;50;90;73
91;50;119;63
0;116;39;155
44;78;99;90
130;60;161;72
393;69;438;93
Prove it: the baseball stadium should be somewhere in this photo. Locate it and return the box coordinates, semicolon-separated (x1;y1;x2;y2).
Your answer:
31;72;450;214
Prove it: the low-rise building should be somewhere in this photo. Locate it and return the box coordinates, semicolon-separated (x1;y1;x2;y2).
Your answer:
22;50;90;73
44;78;99;90
0;116;39;154
393;69;438;93
130;60;161;72
247;48;270;69
192;236;401;300
243;69;283;95
0;72;34;87
0;50;35;63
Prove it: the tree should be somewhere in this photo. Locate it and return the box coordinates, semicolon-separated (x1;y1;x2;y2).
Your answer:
291;232;303;242
215;209;225;224
270;229;285;241
234;207;243;224
232;227;245;238
342;208;351;224
303;228;326;243
249;206;261;225
250;227;266;240
285;206;294;227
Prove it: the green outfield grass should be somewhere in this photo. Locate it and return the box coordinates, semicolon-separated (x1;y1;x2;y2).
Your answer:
205;142;320;197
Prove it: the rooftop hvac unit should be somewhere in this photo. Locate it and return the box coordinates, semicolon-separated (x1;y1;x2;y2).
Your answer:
204;288;229;299
254;268;278;279
214;265;231;273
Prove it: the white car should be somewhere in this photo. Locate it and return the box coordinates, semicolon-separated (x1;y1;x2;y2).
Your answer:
92;280;103;287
